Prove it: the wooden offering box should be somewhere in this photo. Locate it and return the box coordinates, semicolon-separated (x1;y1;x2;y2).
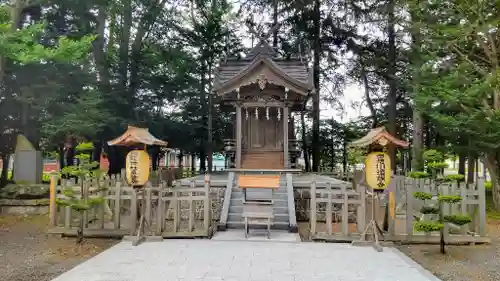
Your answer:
238;175;280;189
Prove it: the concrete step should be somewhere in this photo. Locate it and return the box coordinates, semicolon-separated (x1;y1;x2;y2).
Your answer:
230;198;288;207
228;213;289;223
226;221;289;230
231;190;288;196
229;205;288;215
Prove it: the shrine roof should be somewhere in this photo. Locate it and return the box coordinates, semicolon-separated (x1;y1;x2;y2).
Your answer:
107;126;168;147
349;126;409;148
213;40;313;94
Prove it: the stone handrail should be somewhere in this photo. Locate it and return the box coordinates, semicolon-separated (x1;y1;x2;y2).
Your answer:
218;171;234;231
285;173;298;232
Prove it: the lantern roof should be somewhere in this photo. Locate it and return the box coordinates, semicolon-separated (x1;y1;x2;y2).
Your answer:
107;126;168;147
349;126;409;148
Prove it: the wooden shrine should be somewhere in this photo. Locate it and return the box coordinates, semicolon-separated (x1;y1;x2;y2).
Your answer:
214;28;314;169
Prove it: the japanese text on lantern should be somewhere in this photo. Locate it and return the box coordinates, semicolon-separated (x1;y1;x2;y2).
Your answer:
130;151;138;185
125;150;150;186
376;154;385;189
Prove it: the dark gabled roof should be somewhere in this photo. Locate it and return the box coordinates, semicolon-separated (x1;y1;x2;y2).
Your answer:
213;39;313;94
245;40;278;59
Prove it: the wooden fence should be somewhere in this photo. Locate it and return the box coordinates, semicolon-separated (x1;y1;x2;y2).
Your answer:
48;174;224;238
309;176;490;244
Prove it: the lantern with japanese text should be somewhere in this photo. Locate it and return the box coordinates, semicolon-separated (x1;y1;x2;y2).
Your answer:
125;150;150;186
365;152;391;191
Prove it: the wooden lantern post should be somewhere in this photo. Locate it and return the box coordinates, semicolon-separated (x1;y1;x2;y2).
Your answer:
349;127;409;252
107;126;168;246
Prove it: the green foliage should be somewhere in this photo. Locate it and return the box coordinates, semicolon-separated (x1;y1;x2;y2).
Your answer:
485;181;492;190
423;149;444;163
347;147;366;165
427;162;449;170
413;191;433;200
75;142;94;152
442;174;465;182
420;206;439;214
438;195;462;204
444;215;472;226
0;22;95;64
408;171;429;179
414;221;444;233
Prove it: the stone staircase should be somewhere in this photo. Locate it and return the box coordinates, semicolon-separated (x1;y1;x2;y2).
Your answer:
241;151;284;169
225;174;290;230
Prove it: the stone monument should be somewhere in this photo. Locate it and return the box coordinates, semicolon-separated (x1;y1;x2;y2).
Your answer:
13;134;43;184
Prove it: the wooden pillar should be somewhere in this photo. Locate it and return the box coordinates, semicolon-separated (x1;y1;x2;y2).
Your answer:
236;104;242;168
283;105;289;168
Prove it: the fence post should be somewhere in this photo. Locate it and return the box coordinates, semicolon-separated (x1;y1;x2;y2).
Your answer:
156;187;164;235
145;183;152;226
99;176;108;229
326;182;332;236
130;187;138;235
341;184;349;236
49;175;57;227
357;176;366;233
188;179;195;232
83;180;89;228
173;188;179;233
204;174;211;235
406;178;415;242
459;181;468;234
114;182;122;229
310;178;317;237
477;177;486;236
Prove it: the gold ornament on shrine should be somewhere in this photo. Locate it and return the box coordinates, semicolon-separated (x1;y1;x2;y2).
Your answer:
125;150;150;187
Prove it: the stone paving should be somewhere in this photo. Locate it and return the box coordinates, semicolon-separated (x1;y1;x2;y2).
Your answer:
51;239;441;281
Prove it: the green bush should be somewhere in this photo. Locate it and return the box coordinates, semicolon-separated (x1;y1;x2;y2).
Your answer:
421;206;439;214
414;221;444;232
423;149;444;163
444;215;472;225
408;171;429;179
485;181;492;190
413;191;433;200
442;174;465;182
428;162;449;169
438;195;462;203
75;142;94;152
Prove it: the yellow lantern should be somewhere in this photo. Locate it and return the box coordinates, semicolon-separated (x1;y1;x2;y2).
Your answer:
364;152;391;191
125;150;150;186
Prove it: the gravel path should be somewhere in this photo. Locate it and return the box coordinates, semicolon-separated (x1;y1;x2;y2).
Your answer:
0;214;117;281
397;220;500;281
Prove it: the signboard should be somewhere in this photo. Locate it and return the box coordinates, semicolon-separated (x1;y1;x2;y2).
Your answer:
125;150;150;186
365;152;391;191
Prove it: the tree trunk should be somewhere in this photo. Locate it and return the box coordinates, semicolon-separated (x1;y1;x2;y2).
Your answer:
361;64;377;128
0;153;9;188
467;154;475;184
300;111;310;172
311;0;321;172
191;153;196;172
151;146;160;171
484;153;500;209
199;59;207;173
207;61;213;172
92;141;102;164
458;153;466;175
77;211;84;244
272;0;278;48
387;0;397;173
411;110;424;171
